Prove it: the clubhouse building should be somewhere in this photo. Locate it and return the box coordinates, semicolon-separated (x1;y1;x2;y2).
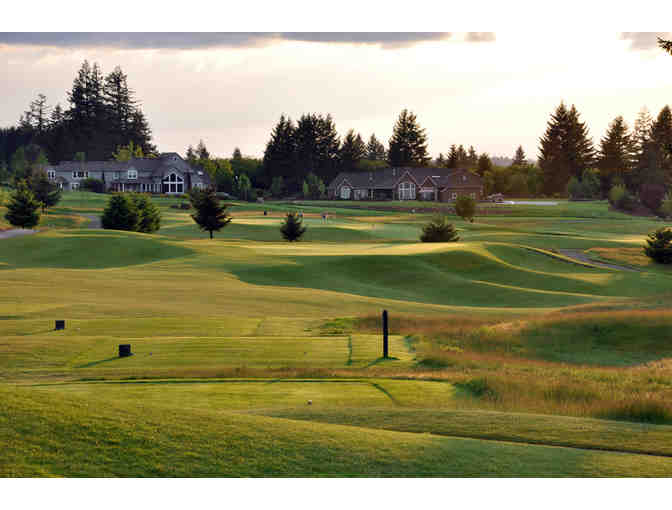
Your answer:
327;167;484;201
45;152;211;194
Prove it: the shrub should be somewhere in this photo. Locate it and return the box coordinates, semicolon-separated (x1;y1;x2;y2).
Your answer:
643;227;672;264
608;184;625;205
454;195;476;222
4;180;40;229
420;215;460;242
609;184;637;211
639;183;666;214
130;193;161;233
80;178;105;193
101;194;139;231
280;212;307;241
567;176;583;199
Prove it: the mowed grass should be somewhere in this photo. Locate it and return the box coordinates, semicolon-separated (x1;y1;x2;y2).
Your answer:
2;384;671;477
3;195;672;476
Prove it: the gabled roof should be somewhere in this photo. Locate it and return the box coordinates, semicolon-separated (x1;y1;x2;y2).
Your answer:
328;167;481;190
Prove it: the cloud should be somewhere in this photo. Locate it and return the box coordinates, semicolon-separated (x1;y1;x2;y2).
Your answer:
0;32;495;50
465;32;496;42
621;32;671;50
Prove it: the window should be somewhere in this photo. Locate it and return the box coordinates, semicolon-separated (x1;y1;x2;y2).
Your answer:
451;192;457;200
113;171;120;180
47;170;56;180
72;171;88;179
398;181;416;200
340;186;351;199
71;182;80;190
128;169;138;180
162;173;184;193
470;192;476;199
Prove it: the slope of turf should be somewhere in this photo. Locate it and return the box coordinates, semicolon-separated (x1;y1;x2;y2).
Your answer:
2;385;671;477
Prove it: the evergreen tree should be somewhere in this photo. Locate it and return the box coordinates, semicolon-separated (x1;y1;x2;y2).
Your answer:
420;215;459;242
339;129;366;172
280;212;307;242
650;105;672;187
189;187;231;239
539;102;595;195
131;193;161;233
262;115;297;189
5;180;41;229
456;145;468;167
467;146;478;168
644;227;672;264
387;109;430;167
659;37;672;55
232;147;242;160
101;194;140;231
435;153;447;167
103;66;135;149
512;145;527;166
598;116;634;196
447;145;459;168
29;170;61;213
455;195;477;222
195;140;210;160
9;146;28;182
186;145;197;164
293;113;340;185
23;94;51;136
128;110;156;156
366;134;386;161
477;153;493;176
235;173;252;201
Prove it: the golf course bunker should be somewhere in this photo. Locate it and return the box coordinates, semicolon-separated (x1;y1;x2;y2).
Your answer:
0;231;195;269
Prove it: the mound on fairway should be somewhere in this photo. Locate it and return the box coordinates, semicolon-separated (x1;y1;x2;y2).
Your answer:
0;231;194;269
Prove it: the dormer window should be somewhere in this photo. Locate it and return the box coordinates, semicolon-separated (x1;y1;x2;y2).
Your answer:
128;169;138;180
47;170;56;180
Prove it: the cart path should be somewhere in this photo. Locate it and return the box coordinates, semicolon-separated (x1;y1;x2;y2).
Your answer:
0;228;38;240
81;214;102;228
557;249;639;272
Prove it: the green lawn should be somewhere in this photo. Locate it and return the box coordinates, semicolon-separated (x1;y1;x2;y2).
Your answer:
2;193;672;476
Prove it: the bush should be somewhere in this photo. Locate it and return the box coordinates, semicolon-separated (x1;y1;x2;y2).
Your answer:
130;193;162;233
80;178;105;193
454;195;476;222
567;177;583;199
101;194;139;231
4;180;40;229
639;183;666;214
420;215;460;242
609;184;637;211
644;227;672;264
280;212;307;241
608;184;625;205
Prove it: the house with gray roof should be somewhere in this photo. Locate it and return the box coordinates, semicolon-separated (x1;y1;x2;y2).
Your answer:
45;152;211;194
327;167;483;202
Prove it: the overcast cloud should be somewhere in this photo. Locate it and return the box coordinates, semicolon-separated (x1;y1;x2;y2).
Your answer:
621;32;671;50
0;32;494;50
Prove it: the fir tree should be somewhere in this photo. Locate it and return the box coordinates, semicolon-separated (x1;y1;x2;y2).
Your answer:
387;109;430;167
101;194;140;231
477;153;493;177
467;146;478;168
232;147;243;160
262;115;297;189
447;145;459;168
456;145;468;167
650;105;672;187
512;145;527;166
339;129;366;172
29;170;61;213
280;212;307;242
5;180;41;229
659;37;672;55
539;102;595;195
131;193;161;233
598;116;634;196
195;140;210;160
366;134;386;161
420;215;459;242
189;187;231;239
435;153;446;167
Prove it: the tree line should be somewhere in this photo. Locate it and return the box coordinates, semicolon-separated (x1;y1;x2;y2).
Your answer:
0;60;155;176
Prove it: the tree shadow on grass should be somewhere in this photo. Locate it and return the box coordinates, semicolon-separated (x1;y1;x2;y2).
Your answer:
76;356;128;368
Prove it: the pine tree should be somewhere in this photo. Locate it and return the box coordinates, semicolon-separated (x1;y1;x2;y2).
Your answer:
467;146;478;168
340;129;367;171
101;194;140;231
477;153;493;176
189;187;231;239
447;145;459;168
131;193;161;233
512;145;527;166
366;134;386;160
387;109;430;167
456;145;468;167
650;105;672;187
29;170;61;213
262;115;297;190
659;37;672;55
280;212;307;242
539;102;595;195
435;153;446;167
598;116;634;196
420;215;459;242
5;180;41;229
232;147;242;160
23;94;51;136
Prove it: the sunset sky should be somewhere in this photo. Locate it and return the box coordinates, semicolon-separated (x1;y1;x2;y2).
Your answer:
1;29;671;162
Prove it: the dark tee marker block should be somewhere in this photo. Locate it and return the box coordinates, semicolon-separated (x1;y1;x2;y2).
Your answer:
119;344;132;358
55;320;65;330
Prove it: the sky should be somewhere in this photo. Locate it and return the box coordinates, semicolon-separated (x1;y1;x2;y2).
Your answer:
1;30;672;162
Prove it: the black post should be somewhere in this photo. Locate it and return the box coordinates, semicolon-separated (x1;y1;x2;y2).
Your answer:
119;344;132;358
55;320;65;330
382;310;389;358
